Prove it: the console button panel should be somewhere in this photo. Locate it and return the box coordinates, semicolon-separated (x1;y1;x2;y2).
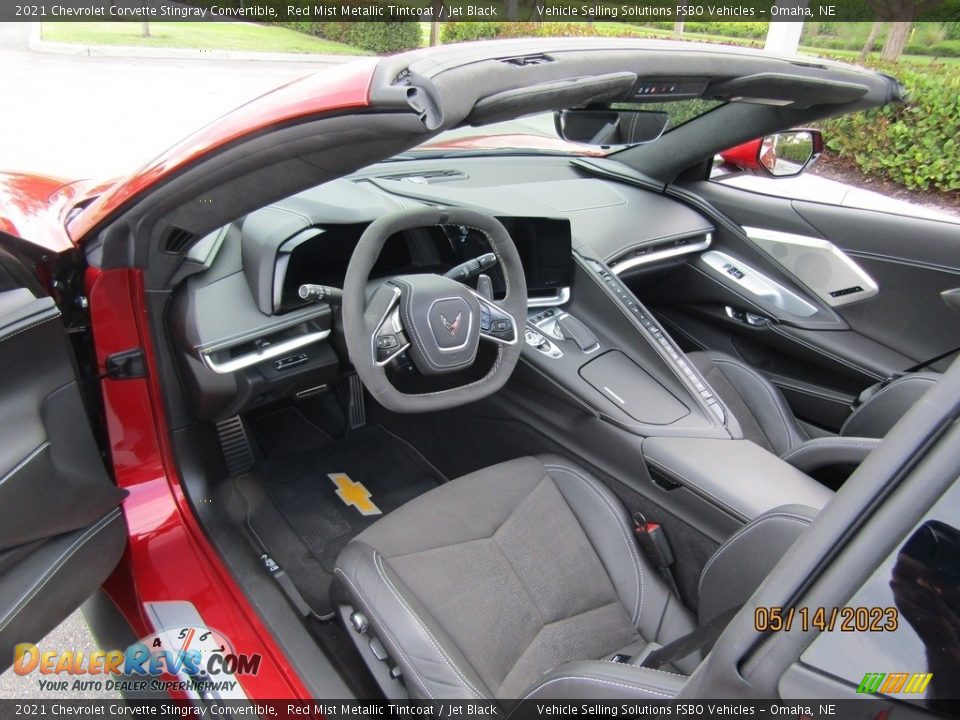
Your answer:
586;258;726;425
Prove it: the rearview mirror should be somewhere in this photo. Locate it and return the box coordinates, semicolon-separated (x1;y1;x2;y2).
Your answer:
718;129;824;178
554;109;669;147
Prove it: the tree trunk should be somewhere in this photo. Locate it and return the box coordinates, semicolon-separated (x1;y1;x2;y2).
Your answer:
881;20;912;60
506;0;518;21
859;19;884;62
429;20;439;46
141;22;150;38
673;20;684;38
533;0;545;22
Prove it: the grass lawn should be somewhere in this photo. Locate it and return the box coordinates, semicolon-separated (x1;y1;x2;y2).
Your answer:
41;21;368;55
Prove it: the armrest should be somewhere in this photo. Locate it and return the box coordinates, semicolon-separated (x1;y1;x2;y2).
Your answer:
780;436;881;474
643;437;832;522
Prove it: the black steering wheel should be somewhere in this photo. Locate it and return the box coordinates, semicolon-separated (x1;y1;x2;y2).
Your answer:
342;208;527;413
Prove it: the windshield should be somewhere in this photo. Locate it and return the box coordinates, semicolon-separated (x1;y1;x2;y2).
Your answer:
405;99;725;159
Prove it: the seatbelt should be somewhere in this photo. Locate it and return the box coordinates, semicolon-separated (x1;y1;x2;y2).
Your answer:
640;606;740;670
900;344;960;375
633;512;682;598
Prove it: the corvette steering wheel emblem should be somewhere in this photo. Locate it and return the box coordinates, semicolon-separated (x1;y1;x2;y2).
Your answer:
440;312;463;336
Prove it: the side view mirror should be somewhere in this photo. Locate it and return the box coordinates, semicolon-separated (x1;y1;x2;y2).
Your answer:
554;108;669;147
719;129;824;178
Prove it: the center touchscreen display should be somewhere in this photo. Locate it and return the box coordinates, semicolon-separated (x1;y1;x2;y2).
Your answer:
496;217;573;296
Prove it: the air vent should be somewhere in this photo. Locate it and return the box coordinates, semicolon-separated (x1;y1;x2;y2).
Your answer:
501;54;553;67
162;226;197;254
609;233;713;275
380;169;468;184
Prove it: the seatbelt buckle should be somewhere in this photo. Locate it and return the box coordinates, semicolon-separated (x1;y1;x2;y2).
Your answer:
633;512;675;569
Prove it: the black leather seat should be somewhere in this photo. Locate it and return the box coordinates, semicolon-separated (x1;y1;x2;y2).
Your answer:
687;350;939;474
333;454;816;700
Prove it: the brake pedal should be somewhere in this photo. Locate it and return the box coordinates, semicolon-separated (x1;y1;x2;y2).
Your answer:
216;415;254;477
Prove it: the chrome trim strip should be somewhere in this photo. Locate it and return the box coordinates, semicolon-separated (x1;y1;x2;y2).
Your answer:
201;329;330;374
372;287;411;367
611;234;712;275
528;287;571;308
603;386;627;405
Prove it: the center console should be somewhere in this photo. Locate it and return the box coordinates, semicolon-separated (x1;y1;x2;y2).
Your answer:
511;248;829;536
518;251;734;439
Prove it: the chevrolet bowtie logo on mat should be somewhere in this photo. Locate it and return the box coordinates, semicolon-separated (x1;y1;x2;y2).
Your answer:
857;672;932;694
329;473;382;516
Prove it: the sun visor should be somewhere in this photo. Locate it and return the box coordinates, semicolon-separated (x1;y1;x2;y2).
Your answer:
708;73;870;109
466;72;637;126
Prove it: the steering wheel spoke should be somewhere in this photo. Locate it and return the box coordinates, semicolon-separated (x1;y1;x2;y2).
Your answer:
369;284;410;366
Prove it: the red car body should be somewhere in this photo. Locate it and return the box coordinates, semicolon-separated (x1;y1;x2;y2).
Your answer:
0;58;383;700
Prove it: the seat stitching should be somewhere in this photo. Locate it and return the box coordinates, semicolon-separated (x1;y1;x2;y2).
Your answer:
522;674;675;700
543;464;643;627
373;550;485;699
594;661;688;678
780;438;879;462
0;441;50;488
698;513;813;597
332;567;437;700
712;357;803;451
645;458;748;521
840;375;939;435
0;315;60;345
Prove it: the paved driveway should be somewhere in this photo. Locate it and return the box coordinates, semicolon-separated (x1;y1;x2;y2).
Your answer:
0;23;338;180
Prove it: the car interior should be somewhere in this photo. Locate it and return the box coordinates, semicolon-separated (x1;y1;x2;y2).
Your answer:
5;38;959;705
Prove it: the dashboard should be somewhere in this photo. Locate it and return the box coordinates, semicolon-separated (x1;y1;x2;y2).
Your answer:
170;157;729;423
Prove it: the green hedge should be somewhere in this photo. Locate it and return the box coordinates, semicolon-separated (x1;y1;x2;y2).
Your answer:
281;21;421;53
820;61;960;193
440;21;595;43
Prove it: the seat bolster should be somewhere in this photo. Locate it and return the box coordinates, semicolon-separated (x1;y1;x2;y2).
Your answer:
517;660;686;702
698;505;817;624
780;437;881;474
538;456;696;648
334;541;492;700
841;372;940;438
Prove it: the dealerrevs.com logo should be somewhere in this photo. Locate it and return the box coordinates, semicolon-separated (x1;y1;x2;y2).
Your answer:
12;626;261;695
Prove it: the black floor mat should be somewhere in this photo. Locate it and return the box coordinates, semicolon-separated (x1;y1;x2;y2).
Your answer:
250;406;333;458
240;425;445;617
